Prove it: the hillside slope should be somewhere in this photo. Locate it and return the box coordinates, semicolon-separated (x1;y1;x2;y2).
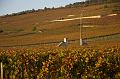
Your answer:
0;2;120;47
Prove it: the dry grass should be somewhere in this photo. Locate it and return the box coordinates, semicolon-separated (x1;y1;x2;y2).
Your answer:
0;2;120;48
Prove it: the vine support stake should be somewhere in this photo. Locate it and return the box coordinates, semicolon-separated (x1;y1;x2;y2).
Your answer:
1;62;3;79
20;63;24;79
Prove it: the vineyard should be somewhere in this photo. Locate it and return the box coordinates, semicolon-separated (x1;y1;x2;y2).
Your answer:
0;1;120;79
0;46;120;79
0;2;120;46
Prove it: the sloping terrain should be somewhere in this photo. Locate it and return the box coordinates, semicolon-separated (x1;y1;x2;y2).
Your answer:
0;2;120;47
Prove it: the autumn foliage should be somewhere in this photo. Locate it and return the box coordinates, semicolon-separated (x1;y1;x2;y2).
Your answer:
0;46;120;79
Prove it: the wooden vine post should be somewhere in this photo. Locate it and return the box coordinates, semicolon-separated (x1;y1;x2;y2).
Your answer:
1;62;3;79
20;63;24;79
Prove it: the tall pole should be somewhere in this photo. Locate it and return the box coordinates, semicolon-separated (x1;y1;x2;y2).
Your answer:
80;11;83;46
80;0;86;46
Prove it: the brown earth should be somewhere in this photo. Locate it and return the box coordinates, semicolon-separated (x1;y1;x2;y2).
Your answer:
0;3;120;48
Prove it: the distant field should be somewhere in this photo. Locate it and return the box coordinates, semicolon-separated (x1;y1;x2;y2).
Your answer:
0;2;120;48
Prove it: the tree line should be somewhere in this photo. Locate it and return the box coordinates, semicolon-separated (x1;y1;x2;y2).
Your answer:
65;0;120;8
1;0;120;17
1;7;56;18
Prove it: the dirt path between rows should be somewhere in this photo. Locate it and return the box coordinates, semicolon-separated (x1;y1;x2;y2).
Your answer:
51;14;117;22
